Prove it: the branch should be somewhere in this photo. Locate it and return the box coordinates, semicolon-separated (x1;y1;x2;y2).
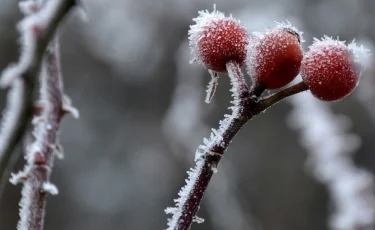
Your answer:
165;65;310;229
288;93;375;230
0;0;76;198
259;81;308;109
11;36;77;230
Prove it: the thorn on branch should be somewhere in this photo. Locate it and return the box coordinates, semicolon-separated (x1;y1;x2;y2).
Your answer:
9;171;28;185
41;182;58;195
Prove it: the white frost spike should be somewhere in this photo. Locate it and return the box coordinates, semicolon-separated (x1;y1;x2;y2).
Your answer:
211;166;218;174
42;182;58;195
54;143;64;160
0;80;24;160
62;95;80;119
9;171;28;185
193;216;205;224
205;70;219;103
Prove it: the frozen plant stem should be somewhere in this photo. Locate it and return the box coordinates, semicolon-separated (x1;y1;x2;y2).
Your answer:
16;38;66;230
166;61;309;230
0;0;77;195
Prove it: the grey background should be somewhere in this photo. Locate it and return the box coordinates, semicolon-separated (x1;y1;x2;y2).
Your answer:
0;0;375;229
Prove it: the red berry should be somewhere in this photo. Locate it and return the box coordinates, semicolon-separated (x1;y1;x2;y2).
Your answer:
247;25;303;89
301;37;360;101
189;8;249;72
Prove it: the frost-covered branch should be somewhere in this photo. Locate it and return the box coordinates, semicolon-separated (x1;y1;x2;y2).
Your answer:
288;92;375;230
165;57;309;229
11;37;78;230
165;61;252;230
0;0;77;196
163;43;254;230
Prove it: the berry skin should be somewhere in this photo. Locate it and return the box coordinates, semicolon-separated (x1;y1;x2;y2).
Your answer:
301;37;360;101
247;26;303;89
189;8;249;72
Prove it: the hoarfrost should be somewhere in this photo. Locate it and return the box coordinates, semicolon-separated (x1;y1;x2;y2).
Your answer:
192;216;205;224
166;61;246;229
205;70;219;103
42;182;58;195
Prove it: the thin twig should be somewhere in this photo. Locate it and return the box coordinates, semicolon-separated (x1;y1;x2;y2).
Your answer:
11;36;73;230
166;64;309;229
0;0;77;199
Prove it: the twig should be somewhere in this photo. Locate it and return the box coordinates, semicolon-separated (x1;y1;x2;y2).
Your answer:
163;42;255;229
0;0;77;198
165;61;308;230
11;36;77;230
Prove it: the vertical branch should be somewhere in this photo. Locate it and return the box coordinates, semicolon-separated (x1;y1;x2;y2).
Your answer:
12;36;77;230
163;43;255;229
165;61;256;230
0;0;77;197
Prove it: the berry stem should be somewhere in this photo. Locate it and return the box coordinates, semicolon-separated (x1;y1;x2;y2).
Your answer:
167;70;310;230
14;34;77;230
259;81;308;109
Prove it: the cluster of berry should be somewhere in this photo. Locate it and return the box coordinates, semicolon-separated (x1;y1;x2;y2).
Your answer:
189;7;362;101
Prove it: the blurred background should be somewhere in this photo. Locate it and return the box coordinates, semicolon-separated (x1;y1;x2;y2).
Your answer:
1;0;375;229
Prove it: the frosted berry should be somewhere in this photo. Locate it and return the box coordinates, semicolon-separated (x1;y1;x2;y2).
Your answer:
247;23;303;89
188;7;249;72
301;37;360;101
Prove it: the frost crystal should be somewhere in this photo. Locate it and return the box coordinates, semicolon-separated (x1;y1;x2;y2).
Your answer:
205;70;219;103
193;216;205;224
42;182;58;195
62;95;80;119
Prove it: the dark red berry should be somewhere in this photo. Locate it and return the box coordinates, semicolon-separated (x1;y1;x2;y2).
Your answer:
301;37;360;101
189;9;249;72
247;26;303;89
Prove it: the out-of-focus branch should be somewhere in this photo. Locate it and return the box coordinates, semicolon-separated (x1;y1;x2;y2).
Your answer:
0;0;77;198
11;37;78;230
288;91;375;230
